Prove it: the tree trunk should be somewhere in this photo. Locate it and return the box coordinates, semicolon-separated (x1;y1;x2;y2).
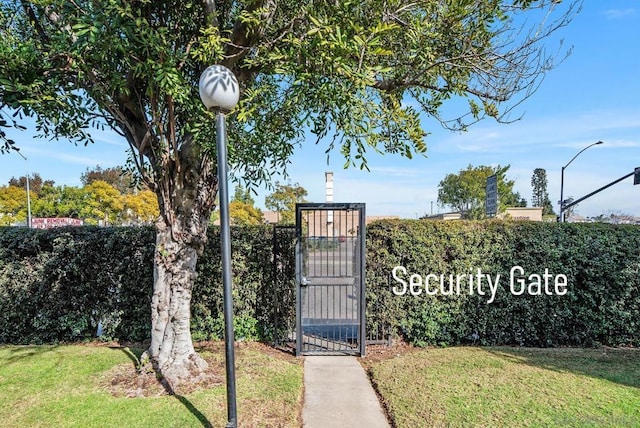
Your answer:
142;141;219;390
145;220;209;389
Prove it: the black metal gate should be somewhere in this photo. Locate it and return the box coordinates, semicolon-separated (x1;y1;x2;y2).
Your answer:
295;203;366;356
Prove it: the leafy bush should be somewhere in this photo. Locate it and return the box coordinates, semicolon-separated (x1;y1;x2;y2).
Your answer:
366;220;640;347
2;220;639;349
0;225;295;344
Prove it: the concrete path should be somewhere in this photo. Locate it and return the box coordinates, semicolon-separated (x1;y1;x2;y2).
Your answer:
302;356;390;428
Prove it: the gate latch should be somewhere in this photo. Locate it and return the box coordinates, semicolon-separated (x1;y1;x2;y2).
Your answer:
300;277;310;287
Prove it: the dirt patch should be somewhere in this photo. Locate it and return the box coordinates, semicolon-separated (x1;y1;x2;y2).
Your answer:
100;341;298;398
359;340;418;370
102;354;225;398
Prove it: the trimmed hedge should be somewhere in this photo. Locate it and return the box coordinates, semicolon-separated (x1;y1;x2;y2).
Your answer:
0;225;295;344
366;220;640;347
0;226;155;344
2;220;639;347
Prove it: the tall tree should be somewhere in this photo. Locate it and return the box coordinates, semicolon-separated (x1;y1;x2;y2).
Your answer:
437;164;523;219
0;0;579;386
265;182;308;224
531;168;555;216
81;165;138;194
32;184;87;219
229;185;262;225
0;184;33;225
9;173;54;195
232;184;255;206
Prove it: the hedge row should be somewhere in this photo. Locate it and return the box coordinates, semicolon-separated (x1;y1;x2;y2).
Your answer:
0;225;295;344
366;220;640;347
2;221;639;347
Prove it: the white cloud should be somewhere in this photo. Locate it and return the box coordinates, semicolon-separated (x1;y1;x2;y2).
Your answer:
432;108;640;154
603;8;636;20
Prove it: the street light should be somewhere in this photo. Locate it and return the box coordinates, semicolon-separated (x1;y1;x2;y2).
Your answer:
198;64;239;428
15;151;32;228
559;140;603;222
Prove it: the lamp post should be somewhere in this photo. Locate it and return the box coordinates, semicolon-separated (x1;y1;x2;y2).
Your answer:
559;140;603;222
198;64;239;428
15;151;32;228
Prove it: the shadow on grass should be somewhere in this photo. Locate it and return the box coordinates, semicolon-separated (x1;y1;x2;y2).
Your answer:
112;346;215;428
172;394;214;428
487;347;640;389
0;345;60;368
114;345;144;369
159;372;215;428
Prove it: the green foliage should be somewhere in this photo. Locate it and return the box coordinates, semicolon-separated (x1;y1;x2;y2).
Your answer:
0;226;155;344
264;181;308;224
4;220;638;349
0;225;295;344
229;185;263;225
1;179;159;226
0;0;579;182
437;164;525;218
367;219;640;348
531;168;555;215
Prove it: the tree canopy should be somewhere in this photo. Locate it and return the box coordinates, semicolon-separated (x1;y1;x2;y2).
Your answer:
531;167;555;216
437;164;526;219
265;181;308;224
0;175;159;226
229;184;262;225
81;165;141;194
1;0;580;173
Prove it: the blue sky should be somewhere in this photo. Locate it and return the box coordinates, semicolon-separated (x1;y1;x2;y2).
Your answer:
2;2;639;218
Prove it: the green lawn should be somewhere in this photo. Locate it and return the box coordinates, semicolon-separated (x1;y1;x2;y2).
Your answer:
0;342;303;427
369;347;640;427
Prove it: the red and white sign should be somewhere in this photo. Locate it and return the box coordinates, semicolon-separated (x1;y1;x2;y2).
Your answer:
31;217;84;229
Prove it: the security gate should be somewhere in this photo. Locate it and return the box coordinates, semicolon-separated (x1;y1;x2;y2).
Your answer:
295;203;366;356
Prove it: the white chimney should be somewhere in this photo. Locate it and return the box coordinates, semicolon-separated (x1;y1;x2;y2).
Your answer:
325;171;334;226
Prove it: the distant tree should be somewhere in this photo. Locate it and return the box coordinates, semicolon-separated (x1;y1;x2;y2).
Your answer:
531;168;555;215
9;173;54;196
229;201;263;226
503;191;528;209
81;166;138;194
0;185;33;225
229;185;262;225
265;182;308;224
437;164;522;219
80;180;124;226
122;190;159;225
232;185;256;206
33;185;87;219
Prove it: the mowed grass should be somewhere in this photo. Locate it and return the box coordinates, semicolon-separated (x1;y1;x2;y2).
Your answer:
370;347;640;427
0;342;303;427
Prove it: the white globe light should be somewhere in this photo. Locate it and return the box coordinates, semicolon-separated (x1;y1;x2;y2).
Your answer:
198;65;240;111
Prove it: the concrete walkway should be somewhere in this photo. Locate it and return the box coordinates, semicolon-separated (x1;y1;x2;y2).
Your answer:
302;356;390;428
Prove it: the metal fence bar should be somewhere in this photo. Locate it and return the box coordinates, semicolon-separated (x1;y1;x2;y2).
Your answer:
295;203;366;355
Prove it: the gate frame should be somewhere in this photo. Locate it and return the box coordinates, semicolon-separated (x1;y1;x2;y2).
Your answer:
295;202;366;356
